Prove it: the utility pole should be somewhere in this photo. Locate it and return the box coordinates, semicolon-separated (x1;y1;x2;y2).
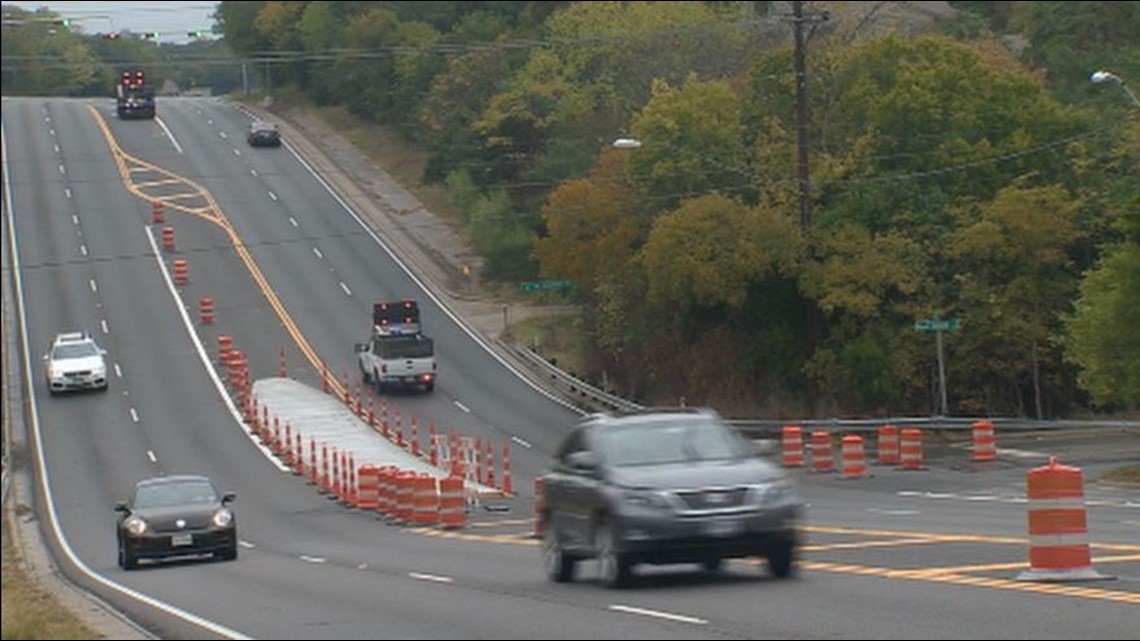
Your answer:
793;0;811;233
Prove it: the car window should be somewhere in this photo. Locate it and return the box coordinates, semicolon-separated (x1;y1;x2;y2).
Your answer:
555;429;587;464
134;481;217;508
594;418;748;466
52;342;99;360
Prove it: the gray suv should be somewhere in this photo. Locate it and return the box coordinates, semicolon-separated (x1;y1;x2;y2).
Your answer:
540;408;801;588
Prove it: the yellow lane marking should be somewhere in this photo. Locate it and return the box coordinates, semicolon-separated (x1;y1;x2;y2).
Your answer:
87;106;349;402
133;178;185;189
924;553;1140;574
803;525;1140;551
802;538;937;551
467;518;536;528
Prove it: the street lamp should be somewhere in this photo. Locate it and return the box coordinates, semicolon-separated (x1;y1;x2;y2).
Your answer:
1090;70;1140;109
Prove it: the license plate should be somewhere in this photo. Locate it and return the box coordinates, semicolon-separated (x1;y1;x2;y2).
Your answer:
703;519;742;537
171;533;193;547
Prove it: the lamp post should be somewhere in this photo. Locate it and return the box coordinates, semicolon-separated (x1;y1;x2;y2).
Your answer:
1090;70;1140;109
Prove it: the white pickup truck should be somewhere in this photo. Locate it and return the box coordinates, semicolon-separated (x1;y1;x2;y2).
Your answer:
354;301;437;393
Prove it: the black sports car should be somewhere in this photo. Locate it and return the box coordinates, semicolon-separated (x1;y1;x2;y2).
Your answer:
115;475;237;570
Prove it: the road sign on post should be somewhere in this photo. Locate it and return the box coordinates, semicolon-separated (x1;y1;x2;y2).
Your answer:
914;317;961;417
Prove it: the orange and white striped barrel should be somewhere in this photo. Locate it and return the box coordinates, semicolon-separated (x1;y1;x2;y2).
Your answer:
898;428;924;470
810;430;834;473
161;226;175;252
781;425;805;467
438;476;467;529
173;259;188;286
151;200;165;224
395;471;415;524
377;466;394;518
972;420;997;462
841;435;866;479
356;465;379;511
876;424;899;465
412;474;439;526
533;477;547;538
1018;457;1108;581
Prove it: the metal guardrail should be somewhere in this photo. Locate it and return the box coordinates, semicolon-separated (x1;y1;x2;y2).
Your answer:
503;341;1140;433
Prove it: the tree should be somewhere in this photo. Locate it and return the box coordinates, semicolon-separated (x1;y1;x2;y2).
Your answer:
534;149;642;297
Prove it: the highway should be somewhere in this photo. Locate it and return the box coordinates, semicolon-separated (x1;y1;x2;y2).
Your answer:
3;96;1137;640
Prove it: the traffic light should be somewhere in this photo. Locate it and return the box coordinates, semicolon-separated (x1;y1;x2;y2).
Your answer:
102;32;122;41
142;32;159;40
53;18;70;27
187;30;205;39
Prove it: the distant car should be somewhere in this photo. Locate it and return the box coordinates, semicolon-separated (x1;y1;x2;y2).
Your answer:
540;408;802;588
246;120;281;147
43;332;109;395
115;475;237;570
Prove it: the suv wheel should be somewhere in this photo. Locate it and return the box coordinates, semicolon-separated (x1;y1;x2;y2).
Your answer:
766;540;796;579
595;521;631;589
542;518;576;582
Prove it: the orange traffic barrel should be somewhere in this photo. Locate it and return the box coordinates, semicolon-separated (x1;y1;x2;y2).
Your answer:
412;474;439;526
781;425;805;467
217;335;233;364
533;477;546;538
841;435;867;479
151;200;165;224
173;259;188;286
877;424;900;465
199;297;215;324
898;428;925;470
438;475;467;529
161;226;175;252
395;470;415;524
356;465;379;511
973;420;997;462
1018;457;1110;582
810;430;834;473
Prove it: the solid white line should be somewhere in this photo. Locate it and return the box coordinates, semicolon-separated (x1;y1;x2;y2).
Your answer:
867;508;919;516
155;117;184;154
89;279;97;293
267;190;277;201
300;556;326;564
142;226;289;472
408;572;453;584
340;282;352;296
147;450;156;463
289;217;298;227
100;319;109;333
130;408;139;422
510;436;532;449
608;604;706;625
4;105;253;641
453;401;470;413
312;247;322;258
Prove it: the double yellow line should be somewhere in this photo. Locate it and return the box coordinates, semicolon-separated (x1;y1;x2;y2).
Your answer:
87;106;347;400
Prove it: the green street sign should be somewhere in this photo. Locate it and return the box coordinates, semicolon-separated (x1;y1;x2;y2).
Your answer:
521;279;572;292
914;318;960;332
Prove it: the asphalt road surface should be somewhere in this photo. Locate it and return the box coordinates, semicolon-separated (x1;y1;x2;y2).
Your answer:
3;96;1136;640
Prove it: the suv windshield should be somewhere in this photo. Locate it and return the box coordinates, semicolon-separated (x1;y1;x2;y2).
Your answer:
594;417;749;466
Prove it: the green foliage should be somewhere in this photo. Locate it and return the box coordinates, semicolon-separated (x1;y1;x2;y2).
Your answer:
468;189;537;281
1064;243;1140;408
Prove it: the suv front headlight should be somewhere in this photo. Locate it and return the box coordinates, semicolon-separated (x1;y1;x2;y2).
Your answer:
125;515;148;536
620;489;674;511
212;508;233;528
749;480;795;506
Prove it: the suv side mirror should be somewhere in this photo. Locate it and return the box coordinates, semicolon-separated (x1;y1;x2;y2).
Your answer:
114;502;129;513
566;450;600;475
222;492;236;504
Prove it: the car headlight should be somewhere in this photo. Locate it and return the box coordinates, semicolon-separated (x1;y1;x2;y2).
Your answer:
125;515;148;536
621;489;673;511
750;480;795;506
212;508;233;528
